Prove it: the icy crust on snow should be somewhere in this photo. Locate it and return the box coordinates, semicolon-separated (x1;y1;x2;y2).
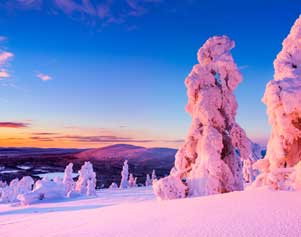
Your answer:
154;36;251;199
253;16;301;190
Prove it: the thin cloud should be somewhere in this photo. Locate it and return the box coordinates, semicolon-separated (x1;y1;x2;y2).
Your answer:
0;51;13;66
36;73;52;81
2;0;164;27
0;122;30;128
27;133;183;144
0;38;14;80
30;136;54;142
0;70;10;79
31;132;59;135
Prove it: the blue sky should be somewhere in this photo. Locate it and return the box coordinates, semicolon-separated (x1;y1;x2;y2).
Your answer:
0;0;300;148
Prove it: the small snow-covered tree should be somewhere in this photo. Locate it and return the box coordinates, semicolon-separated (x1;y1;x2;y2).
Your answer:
151;170;157;183
153;36;251;199
87;179;96;196
128;173;136;188
109;182;118;189
243;142;263;183
10;178;20;201
119;160;129;189
63;163;75;195
145;174;152;186
253;16;301;190
75;161;96;195
0;180;7;188
0;186;14;203
153;176;187;200
18;176;34;195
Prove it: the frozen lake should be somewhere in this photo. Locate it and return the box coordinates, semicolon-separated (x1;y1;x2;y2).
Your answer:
37;172;78;180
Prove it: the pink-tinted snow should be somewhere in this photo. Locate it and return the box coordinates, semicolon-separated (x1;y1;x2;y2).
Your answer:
0;187;300;237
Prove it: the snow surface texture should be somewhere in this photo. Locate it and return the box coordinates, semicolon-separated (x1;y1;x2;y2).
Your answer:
154;35;252;199
0;187;301;237
253;15;301;190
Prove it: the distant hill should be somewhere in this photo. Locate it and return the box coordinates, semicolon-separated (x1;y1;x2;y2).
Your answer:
0;147;83;158
76;144;176;162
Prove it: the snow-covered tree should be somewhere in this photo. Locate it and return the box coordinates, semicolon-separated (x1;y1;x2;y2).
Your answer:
0;180;7;188
253;16;301;190
87;179;96;196
18;179;65;205
151;170;157;183
63;163;75;195
119;160;129;189
75;161;96;194
153;36;251;199
18;176;34;195
10;178;20;201
153;176;187;200
0;186;14;203
109;182;118;189
128;173;136;188
145;174;152;186
0;177;34;203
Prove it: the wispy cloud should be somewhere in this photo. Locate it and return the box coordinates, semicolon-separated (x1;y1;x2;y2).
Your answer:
0;70;10;78
32;132;59;135
36;73;52;81
0;51;14;66
27;132;183;145
0;122;30;128
0;38;14;80
2;0;163;27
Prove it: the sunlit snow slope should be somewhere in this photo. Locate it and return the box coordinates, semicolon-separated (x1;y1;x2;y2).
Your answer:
0;187;300;237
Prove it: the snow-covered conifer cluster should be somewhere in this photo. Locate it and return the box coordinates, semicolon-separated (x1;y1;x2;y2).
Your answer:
75;161;97;196
0;176;34;203
0;162;97;205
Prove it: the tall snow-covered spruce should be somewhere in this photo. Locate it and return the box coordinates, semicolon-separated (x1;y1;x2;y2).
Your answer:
253;16;301;190
153;36;251;199
63;163;75;196
119;160;129;189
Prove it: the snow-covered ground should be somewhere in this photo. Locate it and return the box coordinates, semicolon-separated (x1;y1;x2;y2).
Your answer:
0;186;301;237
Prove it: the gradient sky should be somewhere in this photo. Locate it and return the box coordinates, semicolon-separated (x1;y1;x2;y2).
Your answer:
0;0;300;148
